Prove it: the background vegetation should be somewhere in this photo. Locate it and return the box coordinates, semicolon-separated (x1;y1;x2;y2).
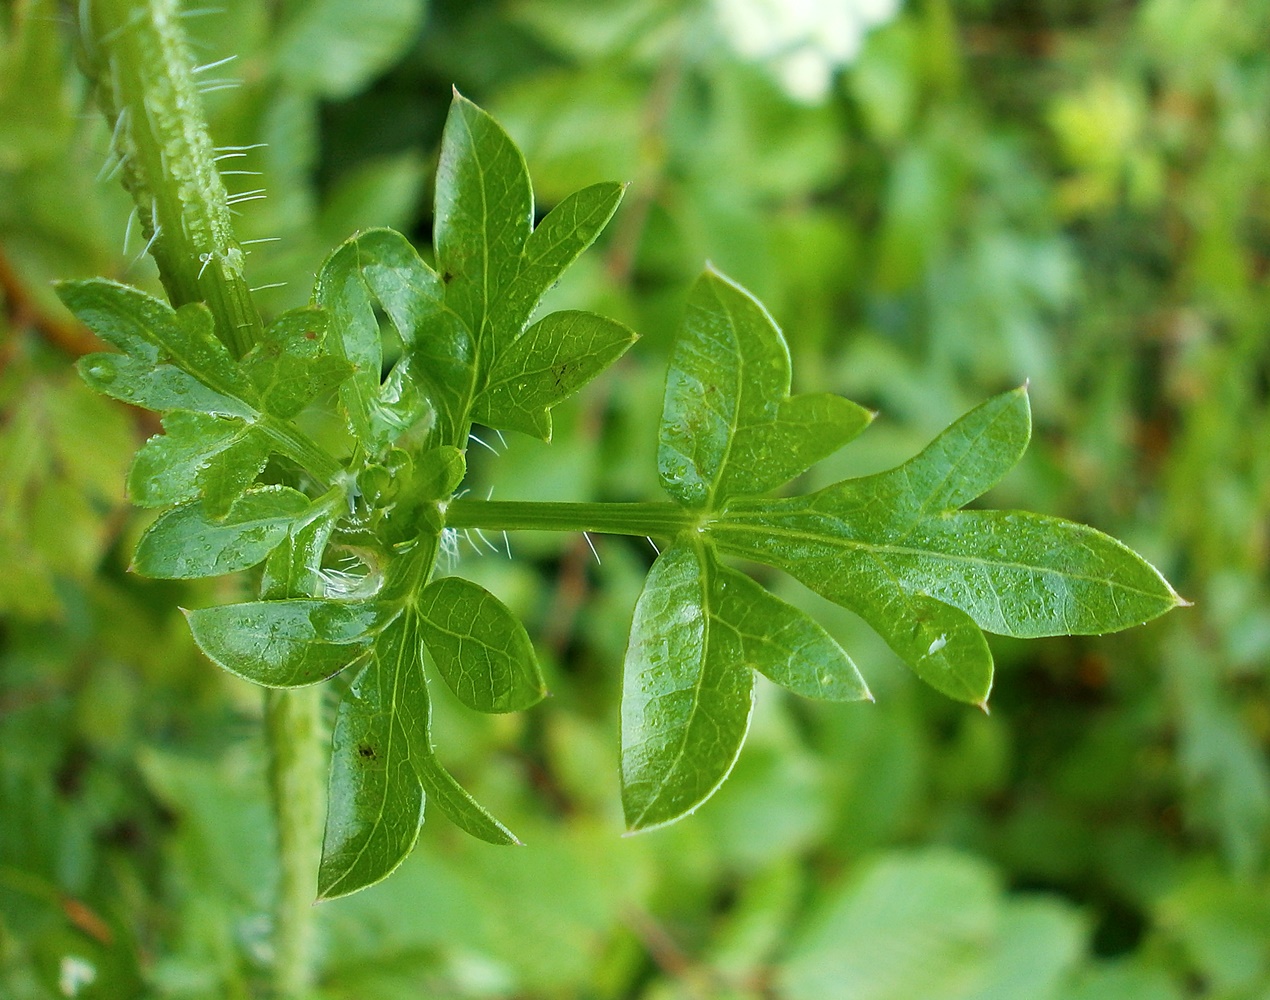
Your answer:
2;0;1269;996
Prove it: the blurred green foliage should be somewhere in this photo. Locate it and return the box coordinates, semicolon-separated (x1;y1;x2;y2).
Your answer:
1;0;1268;997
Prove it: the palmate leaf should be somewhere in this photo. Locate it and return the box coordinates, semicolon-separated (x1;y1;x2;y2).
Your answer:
711;388;1184;703
434;91;631;437
623;267;1183;830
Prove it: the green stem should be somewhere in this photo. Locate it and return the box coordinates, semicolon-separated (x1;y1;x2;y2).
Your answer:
444;500;699;539
82;0;263;356
265;687;323;999
81;3;322;994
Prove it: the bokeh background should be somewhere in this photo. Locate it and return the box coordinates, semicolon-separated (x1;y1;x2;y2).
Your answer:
3;0;1270;996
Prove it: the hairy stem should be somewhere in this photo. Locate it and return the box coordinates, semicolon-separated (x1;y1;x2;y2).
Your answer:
80;2;321;994
445;500;699;539
265;687;323;998
82;0;263;356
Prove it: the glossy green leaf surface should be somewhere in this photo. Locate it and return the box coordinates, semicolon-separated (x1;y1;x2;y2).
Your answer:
473;310;638;440
433;91;534;348
62;278;342;491
658;268;873;508
621;540;756;832
314;228;471;450
488;180;625;336
711;563;872;703
243;307;351;419
186;599;386;687
131;486;311;579
413;754;521;846
417;576;545;713
61;279;258;410
710;388;1181;703
432;95;626;412
128;411;270;514
318;610;428;900
69;279;257;419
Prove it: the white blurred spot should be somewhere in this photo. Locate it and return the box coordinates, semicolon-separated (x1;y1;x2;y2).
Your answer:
713;0;902;103
59;956;97;997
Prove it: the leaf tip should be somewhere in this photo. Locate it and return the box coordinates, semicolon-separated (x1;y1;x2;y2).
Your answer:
975;698;991;716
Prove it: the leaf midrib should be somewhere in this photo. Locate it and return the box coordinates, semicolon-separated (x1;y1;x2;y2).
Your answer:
712;518;1168;602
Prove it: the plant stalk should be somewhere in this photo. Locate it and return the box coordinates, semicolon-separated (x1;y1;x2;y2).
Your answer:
82;0;263;356
81;2;321;994
265;687;323;998
445;499;699;539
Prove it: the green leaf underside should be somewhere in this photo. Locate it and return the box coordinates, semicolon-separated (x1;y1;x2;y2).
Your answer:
128;411;270;514
709;388;1180;703
318;610;428;900
186;600;387;687
712;564;871;702
417;576;545;713
132;486;311;579
473;310;638;440
621;541;756;832
659;269;872;509
414;754;520;846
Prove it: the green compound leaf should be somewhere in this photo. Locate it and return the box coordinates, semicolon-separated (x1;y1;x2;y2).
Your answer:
61;278;256;414
63;278;342;494
711;563;872;703
621;540;756;833
186;599;388;687
711;387;1183;704
315;227;473;450
434;94;625;380
319;603;522;896
472;310;638;440
414;754;521;846
318;610;428;900
132;486;312;580
417;575;545;713
242;306;352;419
659;268;873;509
128;411;270;515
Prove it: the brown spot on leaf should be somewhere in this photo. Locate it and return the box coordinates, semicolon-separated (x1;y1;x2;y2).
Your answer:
357;742;377;760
